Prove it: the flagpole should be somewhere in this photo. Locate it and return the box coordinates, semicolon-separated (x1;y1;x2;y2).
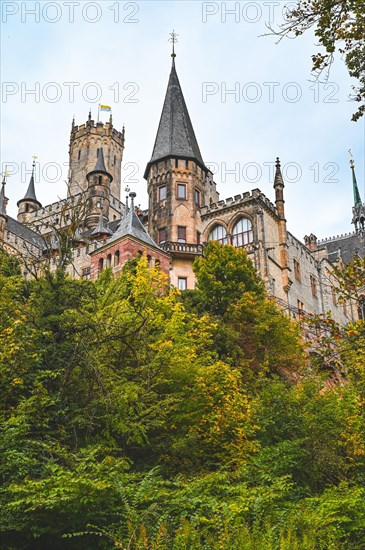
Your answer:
97;104;100;123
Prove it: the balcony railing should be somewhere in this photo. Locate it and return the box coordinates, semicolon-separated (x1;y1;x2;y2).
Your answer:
160;241;204;255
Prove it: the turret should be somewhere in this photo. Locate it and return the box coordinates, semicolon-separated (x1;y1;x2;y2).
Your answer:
84;143;113;230
17;159;42;223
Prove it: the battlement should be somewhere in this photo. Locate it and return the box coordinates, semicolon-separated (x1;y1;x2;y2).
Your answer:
201;188;277;216
71;119;125;147
318;231;356;244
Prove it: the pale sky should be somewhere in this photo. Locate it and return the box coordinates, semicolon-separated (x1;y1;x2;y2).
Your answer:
1;0;364;241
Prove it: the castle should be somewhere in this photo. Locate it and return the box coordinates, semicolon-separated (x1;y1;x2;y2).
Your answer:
0;52;364;324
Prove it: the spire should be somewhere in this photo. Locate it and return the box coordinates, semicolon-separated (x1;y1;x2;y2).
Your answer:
144;36;205;178
349;151;365;234
0;174;7;217
274;157;285;220
274;157;284;187
17;157;42;208
87;140;113;182
349;150;362;208
91;209;112;237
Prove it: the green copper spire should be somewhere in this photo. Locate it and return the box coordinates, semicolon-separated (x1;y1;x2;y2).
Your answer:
349;150;362;208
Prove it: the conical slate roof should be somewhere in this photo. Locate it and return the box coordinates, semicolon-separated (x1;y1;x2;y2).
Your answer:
350;160;362;208
106;207;160;249
17;166;42;208
144;59;205;178
91;210;113;237
87;146;113;182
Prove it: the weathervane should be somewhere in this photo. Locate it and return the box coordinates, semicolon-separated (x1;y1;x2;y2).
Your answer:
169;30;178;58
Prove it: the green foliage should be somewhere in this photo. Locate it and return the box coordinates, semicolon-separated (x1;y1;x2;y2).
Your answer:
270;0;365;121
0;248;364;549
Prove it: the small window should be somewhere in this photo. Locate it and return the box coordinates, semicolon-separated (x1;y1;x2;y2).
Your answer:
114;250;120;266
106;254;112;268
310;274;317;297
114;154;116;165
332;287;337;306
177;226;186;243
185;160;189;169
78;150;81;160
158;185;167;201
175;159;179;168
293;259;301;282
177;183;186;199
98;175;102;185
297;300;304;313
195;188;201;207
82;267;91;279
178;277;187;291
98;258;104;273
158;228;167;244
197;231;201;245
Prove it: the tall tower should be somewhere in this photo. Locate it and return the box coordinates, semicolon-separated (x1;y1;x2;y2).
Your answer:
350;153;365;235
144;37;218;288
68;112;125;219
84;142;113;230
17;159;42;223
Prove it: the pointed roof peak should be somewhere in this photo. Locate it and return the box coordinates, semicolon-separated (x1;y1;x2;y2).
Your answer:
274;157;284;187
87;142;113;182
91;209;112;237
144;51;205;178
17;159;42;208
0;178;7;217
349;150;362;208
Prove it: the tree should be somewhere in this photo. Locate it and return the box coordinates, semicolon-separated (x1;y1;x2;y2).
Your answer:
268;0;365;121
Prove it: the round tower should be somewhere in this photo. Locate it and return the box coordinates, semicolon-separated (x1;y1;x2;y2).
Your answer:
17;160;42;223
84;143;113;230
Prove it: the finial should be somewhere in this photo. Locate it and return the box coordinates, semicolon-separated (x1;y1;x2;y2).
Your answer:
109;113;113;125
129;191;136;211
32;155;38;175
1;166;9;186
275;157;281;169
88;109;92;121
125;185;130;212
348;149;355;169
169;30;178;59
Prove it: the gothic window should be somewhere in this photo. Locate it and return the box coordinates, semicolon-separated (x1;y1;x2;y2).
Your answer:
98;258;104;272
208;225;227;244
177;183;186;199
158;185;167;201
114;250;120;266
106;254;112;268
293;259;301;282
310;274;317;297
177;226;186;243
158;227;167;244
178;277;187;291
232;218;253;247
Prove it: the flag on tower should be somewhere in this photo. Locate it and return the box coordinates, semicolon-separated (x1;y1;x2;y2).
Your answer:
99;104;111;112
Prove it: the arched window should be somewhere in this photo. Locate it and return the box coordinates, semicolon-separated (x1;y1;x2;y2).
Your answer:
114;250;120;266
106;254;112;268
208;225;227;244
232;218;253;247
98;258;104;272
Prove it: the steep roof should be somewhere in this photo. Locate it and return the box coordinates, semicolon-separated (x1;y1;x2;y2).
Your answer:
17;165;42;208
319;232;365;265
6;216;45;249
144;59;205;178
102;208;160;250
